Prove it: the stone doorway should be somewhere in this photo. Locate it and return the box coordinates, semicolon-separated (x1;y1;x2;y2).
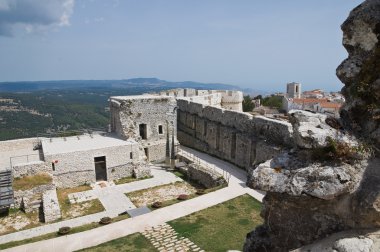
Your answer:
94;156;107;181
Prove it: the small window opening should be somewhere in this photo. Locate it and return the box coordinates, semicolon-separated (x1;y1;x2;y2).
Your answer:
52;163;55;171
130;152;133;159
158;125;163;134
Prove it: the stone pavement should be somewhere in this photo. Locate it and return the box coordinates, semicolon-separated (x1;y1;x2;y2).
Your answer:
142;223;203;252
2;147;264;252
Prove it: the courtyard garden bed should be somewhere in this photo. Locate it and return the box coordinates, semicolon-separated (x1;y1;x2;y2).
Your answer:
0;208;41;236
168;194;263;251
57;185;105;219
126;181;197;208
13;172;52;191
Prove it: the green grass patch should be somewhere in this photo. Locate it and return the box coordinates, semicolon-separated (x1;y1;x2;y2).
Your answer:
0;214;130;250
114;176;152;185
76;232;155;252
169;194;263;252
13;173;52;191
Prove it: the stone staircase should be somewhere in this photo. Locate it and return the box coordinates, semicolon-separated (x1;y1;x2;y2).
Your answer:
0;170;14;210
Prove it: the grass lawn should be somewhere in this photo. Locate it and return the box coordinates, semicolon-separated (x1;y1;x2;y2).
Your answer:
168;194;263;252
114;176;152;185
13;173;52;191
57;185;105;219
0;214;130;250
76;232;155;252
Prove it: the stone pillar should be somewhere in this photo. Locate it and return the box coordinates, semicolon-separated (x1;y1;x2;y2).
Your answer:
165;121;170;165
170;124;176;169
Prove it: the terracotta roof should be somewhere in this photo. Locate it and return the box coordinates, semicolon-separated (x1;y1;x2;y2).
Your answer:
319;102;342;109
292;98;329;104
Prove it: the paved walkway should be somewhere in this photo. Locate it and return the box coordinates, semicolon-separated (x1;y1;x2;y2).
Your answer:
2;147;264;252
142;223;203;252
73;166;182;215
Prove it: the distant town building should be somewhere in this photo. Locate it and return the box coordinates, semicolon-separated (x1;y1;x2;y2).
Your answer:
282;83;343;118
286;82;301;99
252;99;261;108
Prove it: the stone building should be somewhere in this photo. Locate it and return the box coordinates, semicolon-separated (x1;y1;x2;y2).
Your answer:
286;82;301;98
110;95;178;163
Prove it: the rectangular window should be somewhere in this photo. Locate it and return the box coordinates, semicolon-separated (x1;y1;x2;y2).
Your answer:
52;162;55;171
158;125;163;134
130;152;133;159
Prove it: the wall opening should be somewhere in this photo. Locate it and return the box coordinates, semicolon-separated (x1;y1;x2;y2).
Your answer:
130;152;133;159
216;124;221;150
51;162;55;171
158;125;163;134
231;133;236;159
203;121;207;137
144;148;149;161
94;156;107;181
139;124;147;139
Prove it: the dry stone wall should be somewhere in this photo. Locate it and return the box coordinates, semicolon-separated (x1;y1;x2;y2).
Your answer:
12;161;51;178
42;189;61;223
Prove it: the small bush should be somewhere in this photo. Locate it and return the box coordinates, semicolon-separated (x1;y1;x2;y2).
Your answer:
196;189;206;195
99;217;112;225
177;194;189;200
58;227;71;235
312;137;368;162
151;202;162;208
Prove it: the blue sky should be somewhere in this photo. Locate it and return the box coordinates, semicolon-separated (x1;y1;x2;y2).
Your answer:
0;0;363;92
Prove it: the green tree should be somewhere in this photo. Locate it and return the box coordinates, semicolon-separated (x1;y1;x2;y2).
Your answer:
261;96;283;108
242;95;254;112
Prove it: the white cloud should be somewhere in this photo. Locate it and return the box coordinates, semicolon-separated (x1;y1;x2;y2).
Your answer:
0;0;75;36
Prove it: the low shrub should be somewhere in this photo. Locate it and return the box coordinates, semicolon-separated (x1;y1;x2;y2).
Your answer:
58;227;71;235
177;194;189;200
151;202;162;208
99;217;112;225
196;189;206;195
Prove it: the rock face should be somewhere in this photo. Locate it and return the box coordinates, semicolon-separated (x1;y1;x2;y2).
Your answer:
336;0;380;148
244;1;380;251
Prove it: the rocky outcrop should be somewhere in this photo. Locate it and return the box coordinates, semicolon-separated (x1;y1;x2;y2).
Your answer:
292;229;380;252
244;1;380;251
336;0;380;148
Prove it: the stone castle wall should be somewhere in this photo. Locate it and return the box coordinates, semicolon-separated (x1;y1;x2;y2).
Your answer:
176;99;293;170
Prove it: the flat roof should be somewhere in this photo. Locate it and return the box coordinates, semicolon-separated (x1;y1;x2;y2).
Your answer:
42;134;137;155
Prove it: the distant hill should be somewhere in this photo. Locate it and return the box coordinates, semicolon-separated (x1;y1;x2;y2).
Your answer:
0;78;242;92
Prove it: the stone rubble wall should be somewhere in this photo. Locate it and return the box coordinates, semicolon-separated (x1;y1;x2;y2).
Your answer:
187;163;226;188
14;183;55;212
177;99;293;170
107;163;134;181
110;96;177;162
12;161;51;178
45;144;139;188
42;189;62;223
